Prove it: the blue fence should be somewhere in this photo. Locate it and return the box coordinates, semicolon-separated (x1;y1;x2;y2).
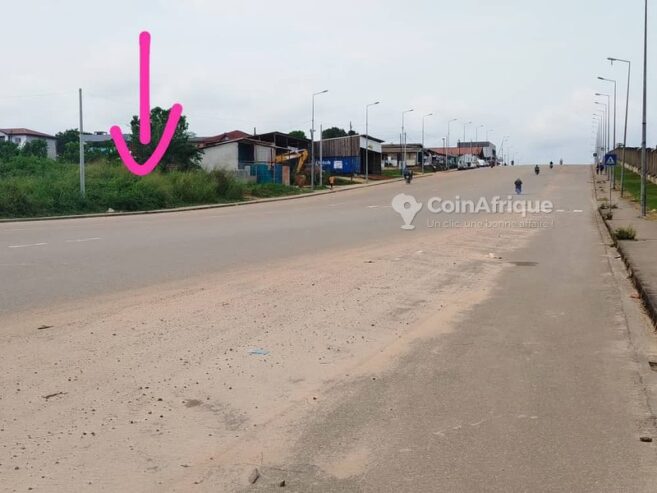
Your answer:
247;163;286;184
320;156;361;175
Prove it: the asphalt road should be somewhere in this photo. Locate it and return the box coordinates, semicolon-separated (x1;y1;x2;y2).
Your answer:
2;165;657;492
0;167;546;314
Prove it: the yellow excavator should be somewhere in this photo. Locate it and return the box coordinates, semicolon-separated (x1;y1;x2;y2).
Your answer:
274;149;309;186
274;149;308;173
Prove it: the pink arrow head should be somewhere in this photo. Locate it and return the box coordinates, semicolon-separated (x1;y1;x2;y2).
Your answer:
111;103;183;177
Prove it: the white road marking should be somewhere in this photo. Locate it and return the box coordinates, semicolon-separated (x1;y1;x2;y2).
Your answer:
367;205;379;209
573;209;584;213
8;242;48;249
65;237;102;243
556;209;566;213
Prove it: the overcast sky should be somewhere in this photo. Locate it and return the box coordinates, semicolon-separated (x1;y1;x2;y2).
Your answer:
1;0;654;163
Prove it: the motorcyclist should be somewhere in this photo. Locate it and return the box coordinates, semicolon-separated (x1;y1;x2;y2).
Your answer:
514;178;523;194
403;167;413;184
534;165;540;175
549;161;554;169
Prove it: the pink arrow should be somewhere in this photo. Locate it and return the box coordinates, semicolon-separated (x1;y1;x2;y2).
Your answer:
110;31;182;176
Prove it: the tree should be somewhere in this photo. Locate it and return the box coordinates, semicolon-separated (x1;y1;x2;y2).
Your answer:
288;130;307;139
55;129;80;156
21;139;48;158
322;127;348;139
0;141;19;162
129;106;201;171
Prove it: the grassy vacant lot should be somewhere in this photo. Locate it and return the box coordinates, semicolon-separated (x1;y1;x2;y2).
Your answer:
0;157;302;218
613;165;657;212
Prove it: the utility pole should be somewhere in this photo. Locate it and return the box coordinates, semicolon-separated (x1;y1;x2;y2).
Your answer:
365;101;380;183
422;113;433;174
401;109;414;172
641;0;648;216
608;57;631;197
319;124;323;187
310;90;328;190
79;88;85;198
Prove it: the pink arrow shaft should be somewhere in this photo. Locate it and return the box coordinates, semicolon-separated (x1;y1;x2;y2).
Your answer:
139;31;151;145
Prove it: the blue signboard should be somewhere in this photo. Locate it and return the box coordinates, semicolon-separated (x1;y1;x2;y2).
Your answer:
604;153;617;166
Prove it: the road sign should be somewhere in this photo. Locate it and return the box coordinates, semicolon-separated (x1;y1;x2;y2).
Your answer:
604;153;618;166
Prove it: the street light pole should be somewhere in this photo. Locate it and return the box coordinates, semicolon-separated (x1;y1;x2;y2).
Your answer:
462;121;472;165
442;137;447;170
422;113;433;174
608;57;631;197
447;118;457;148
78;88;85;198
311;89;328;190
475;124;484;143
401;109;414;172
640;0;648;216
599;78;617;188
365;101;380;183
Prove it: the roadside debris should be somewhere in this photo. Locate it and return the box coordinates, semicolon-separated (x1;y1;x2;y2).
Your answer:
248;468;260;484
248;348;270;356
36;325;53;330
279;479;286;487
640;436;653;443
43;392;66;400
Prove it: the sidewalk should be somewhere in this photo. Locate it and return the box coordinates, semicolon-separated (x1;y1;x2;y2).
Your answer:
596;171;657;324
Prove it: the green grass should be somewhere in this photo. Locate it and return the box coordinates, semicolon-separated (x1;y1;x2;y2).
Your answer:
0;157;302;218
614;225;636;241
614;165;657;212
382;168;403;178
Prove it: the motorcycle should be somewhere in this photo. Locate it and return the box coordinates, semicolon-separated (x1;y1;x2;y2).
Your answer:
534;166;540;176
403;169;413;184
549;162;554;169
514;180;523;195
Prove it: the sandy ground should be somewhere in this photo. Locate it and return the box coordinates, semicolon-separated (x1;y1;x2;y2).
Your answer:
0;212;543;492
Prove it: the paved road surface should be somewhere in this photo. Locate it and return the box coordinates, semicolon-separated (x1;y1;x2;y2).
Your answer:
1;166;657;492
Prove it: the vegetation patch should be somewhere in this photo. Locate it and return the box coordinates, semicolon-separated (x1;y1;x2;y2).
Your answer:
613;225;637;241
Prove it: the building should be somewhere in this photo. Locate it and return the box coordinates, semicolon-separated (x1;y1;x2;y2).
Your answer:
0;128;57;159
430;141;497;165
314;134;384;175
382;143;425;169
193;130;295;185
458;141;497;161
194;132;277;171
254;131;310;153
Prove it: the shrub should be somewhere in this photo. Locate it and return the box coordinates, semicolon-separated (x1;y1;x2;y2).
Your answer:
614;226;637;241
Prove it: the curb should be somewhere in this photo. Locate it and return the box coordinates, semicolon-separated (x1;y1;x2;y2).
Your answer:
593;166;657;326
0;171;443;224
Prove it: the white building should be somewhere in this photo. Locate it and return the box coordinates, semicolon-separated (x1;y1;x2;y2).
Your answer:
0;128;57;159
195;132;277;172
